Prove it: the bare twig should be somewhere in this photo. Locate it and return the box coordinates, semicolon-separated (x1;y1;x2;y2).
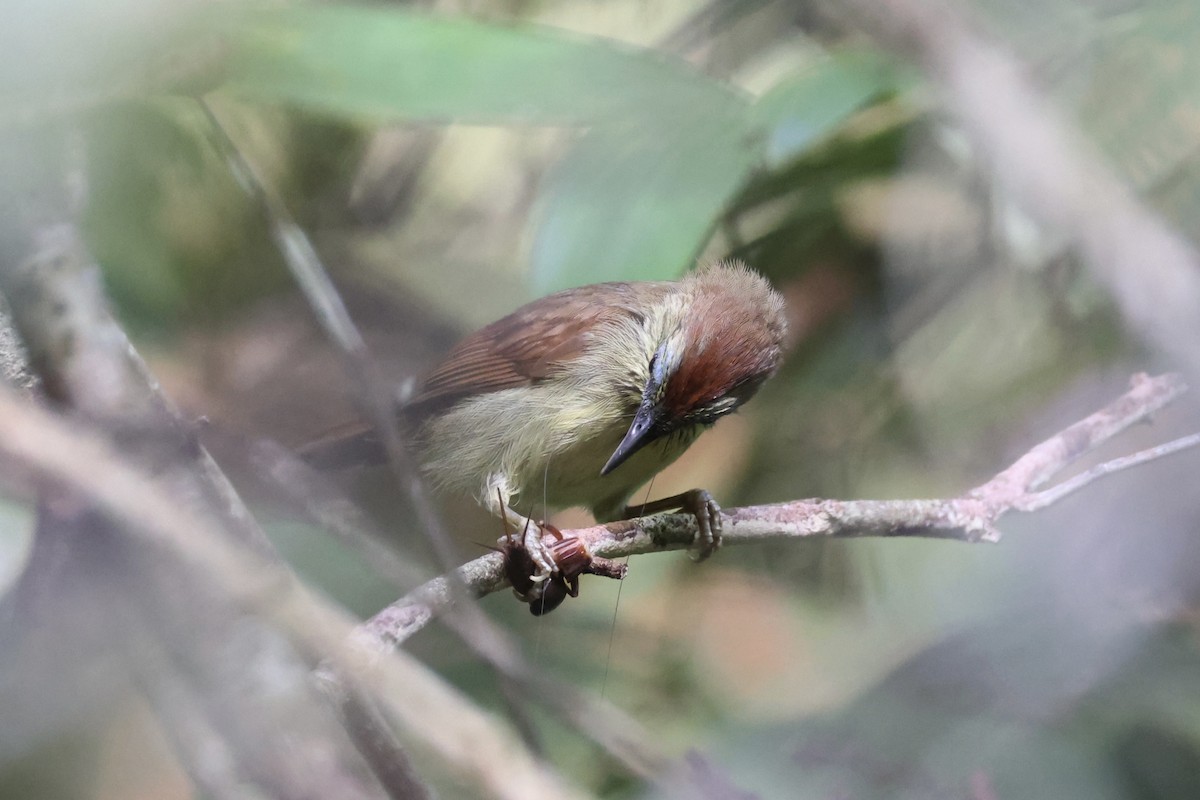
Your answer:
199;99;521;796
321;677;434;800
0;128;392;799
982;374;1187;500
0;209;274;556
363;372;1193;647
1022;431;1200;512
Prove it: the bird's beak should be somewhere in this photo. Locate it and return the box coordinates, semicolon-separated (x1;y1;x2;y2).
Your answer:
601;397;662;476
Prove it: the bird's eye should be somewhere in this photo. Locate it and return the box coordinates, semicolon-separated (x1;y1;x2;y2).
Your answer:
649;345;672;386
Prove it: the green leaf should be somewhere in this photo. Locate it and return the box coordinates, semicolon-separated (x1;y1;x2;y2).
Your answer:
529;109;761;291
753;51;904;165
526;49;904;292
209;3;739;125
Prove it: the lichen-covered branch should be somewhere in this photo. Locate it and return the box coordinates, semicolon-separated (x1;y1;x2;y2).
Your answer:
363;372;1194;649
0;296;36;392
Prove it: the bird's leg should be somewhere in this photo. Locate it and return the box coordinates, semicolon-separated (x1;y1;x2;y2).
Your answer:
490;485;601;616
620;488;723;562
484;477;557;577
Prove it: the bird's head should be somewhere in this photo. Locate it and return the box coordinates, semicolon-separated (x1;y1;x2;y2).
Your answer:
601;263;787;476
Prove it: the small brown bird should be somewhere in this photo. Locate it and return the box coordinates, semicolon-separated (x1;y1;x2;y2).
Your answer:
305;260;786;584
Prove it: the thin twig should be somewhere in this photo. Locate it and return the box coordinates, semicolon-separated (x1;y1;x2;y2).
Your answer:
199;98;542;795
1023;431;1200;512
362;372;1194;647
0;124;383;796
322;677;435;800
981;373;1186;498
0;205;275;556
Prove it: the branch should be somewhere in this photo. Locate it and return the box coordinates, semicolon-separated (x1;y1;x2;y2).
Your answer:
322;678;434;800
0;195;273;556
0;126;388;799
0;383;590;800
0;294;36;392
363;372;1195;648
124;611;270;800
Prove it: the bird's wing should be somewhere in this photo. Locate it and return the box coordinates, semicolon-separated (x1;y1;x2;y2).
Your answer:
298;280;669;469
406;280;668;418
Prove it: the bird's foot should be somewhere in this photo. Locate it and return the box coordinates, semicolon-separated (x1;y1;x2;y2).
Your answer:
680;488;722;561
519;516;559;577
489;494;555;577
489;484;600;614
622;488;723;562
499;518;600;615
489;488;627;615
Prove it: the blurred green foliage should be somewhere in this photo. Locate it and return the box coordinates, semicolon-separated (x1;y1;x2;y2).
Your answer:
208;4;900;290
7;1;904;329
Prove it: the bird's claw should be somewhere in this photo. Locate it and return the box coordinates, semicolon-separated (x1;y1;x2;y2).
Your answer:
499;518;597;615
620;487;724;562
520;520;559;577
681;488;723;562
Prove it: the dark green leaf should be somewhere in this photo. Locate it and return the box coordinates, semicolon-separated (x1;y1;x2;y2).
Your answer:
210;3;739;125
529;109;761;291
753;51;905;165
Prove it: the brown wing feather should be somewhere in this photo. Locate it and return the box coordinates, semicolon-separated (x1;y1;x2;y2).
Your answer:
405;281;668;419
300;280;670;469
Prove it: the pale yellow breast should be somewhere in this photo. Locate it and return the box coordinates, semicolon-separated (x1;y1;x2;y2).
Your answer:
415;289;697;519
530;421;702;521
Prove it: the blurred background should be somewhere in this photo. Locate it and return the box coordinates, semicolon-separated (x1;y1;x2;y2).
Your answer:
3;0;1200;797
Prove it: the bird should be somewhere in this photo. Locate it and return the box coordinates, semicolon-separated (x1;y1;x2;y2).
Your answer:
302;260;787;598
